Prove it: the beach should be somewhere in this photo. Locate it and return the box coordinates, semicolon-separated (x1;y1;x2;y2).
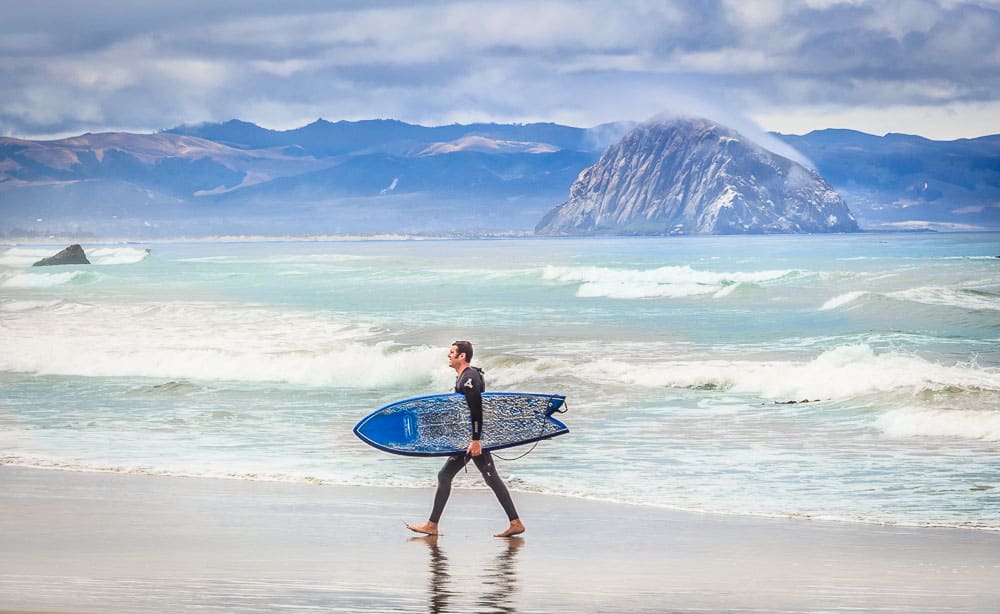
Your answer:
2;235;999;612
2;466;998;613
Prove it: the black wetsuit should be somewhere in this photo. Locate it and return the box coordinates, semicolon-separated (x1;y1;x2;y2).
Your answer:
428;366;519;523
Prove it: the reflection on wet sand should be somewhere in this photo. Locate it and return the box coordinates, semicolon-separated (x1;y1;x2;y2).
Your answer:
411;535;454;613
478;537;523;614
409;535;523;614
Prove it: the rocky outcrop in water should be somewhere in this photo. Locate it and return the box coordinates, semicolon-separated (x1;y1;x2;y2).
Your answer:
536;117;860;235
32;244;90;266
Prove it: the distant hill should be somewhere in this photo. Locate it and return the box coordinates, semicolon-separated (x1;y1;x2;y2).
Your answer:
0;118;996;237
774;130;1000;231
538;117;858;235
0;120;630;236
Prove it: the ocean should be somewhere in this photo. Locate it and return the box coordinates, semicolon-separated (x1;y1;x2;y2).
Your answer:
1;233;998;530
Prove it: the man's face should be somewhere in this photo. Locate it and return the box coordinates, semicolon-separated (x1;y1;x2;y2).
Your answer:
448;345;463;369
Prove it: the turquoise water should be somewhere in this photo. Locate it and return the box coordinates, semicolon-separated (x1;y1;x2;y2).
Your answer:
1;233;998;529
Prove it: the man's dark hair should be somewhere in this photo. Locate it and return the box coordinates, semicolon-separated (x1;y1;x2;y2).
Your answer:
452;340;474;362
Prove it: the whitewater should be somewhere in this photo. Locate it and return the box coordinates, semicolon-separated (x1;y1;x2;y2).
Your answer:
1;233;998;529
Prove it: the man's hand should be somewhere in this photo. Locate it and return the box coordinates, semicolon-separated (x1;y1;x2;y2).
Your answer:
467;440;482;457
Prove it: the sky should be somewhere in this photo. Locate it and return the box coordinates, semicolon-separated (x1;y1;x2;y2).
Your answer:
3;0;999;141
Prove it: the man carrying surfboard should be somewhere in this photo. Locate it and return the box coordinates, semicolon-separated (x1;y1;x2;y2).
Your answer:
406;341;526;538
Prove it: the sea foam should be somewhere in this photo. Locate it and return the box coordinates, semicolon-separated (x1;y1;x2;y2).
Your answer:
876;407;1000;441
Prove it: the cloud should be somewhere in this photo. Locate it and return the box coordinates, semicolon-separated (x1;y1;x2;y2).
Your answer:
1;0;998;139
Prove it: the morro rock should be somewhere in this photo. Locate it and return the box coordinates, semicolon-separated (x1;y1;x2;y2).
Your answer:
536;117;859;235
32;244;90;266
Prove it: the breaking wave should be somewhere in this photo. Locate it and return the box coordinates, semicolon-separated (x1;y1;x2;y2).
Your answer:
820;291;869;311
1;271;101;288
0;247;55;268
488;344;1000;401
542;264;799;299
0;300;447;389
887;287;1000;312
0;246;150;268
87;247;150;265
820;287;1000;312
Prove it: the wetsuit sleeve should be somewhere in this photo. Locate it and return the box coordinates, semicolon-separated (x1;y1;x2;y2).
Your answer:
466;387;483;441
458;368;484;440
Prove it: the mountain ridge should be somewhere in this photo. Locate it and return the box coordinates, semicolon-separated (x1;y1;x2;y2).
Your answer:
1;118;996;237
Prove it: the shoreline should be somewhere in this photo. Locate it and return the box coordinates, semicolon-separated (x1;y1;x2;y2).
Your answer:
3;466;999;613
4;461;999;534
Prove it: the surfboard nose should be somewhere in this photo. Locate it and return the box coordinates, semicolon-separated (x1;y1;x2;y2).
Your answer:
355;411;415;447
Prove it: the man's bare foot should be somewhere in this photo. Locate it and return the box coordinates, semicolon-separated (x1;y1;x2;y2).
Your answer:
405;521;440;536
494;519;525;538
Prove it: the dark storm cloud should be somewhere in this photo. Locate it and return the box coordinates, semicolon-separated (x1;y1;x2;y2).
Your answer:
2;0;998;139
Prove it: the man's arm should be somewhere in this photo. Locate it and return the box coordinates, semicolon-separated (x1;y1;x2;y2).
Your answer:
460;368;484;455
466;386;483;441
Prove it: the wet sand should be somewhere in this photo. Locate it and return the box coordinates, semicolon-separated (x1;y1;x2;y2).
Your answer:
1;466;998;613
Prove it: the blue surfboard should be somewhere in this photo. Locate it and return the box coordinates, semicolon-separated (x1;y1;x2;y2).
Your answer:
354;392;568;457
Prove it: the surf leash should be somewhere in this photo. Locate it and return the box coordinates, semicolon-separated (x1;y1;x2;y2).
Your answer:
493;399;569;462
